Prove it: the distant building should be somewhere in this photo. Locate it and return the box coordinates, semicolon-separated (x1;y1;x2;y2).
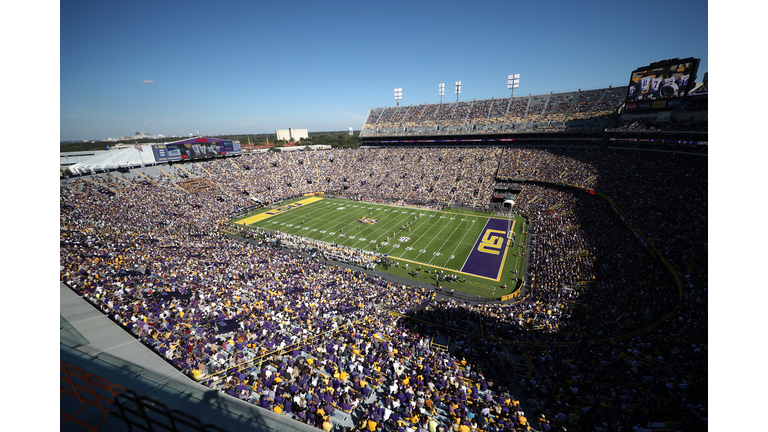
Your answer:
276;128;309;142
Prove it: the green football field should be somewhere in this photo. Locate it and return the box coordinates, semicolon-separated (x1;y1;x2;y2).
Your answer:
231;197;526;298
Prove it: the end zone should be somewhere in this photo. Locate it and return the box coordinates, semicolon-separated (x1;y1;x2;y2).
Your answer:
235;196;324;225
460;218;515;281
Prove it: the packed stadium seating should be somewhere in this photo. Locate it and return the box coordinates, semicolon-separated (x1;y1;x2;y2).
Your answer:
61;144;707;431
608;119;707;132
360;86;630;137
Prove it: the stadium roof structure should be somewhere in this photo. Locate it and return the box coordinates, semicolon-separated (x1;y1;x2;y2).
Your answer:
69;144;155;174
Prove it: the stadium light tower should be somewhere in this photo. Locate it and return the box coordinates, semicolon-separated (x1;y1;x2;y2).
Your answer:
394;88;402;107
439;83;445;104
455;81;461;103
507;74;520;98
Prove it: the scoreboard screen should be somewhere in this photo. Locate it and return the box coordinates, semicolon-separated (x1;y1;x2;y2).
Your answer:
624;57;699;112
152;138;242;163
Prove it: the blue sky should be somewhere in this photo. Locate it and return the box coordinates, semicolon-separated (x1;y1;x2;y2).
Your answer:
59;0;708;141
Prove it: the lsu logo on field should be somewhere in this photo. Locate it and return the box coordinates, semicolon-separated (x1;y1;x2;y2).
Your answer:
358;217;378;224
477;229;506;255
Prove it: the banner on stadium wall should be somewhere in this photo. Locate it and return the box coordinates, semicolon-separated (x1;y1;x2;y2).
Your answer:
662;139;708;145
500;291;520;301
611;137;707;146
666;98;684;109
303;192;325;197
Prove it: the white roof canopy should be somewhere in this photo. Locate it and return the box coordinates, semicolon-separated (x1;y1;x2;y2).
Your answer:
69;145;156;174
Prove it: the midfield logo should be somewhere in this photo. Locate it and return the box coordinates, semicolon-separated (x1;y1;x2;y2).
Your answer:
357;217;378;224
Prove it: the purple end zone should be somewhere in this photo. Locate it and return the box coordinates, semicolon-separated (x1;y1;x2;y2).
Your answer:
460;218;510;280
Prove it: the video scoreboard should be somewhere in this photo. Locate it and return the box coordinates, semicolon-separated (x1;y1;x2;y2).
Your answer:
624;57;700;112
151;138;242;163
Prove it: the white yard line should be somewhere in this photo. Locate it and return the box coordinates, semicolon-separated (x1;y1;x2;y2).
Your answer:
389;209;448;259
349;205;411;247
433;217;481;268
417;214;458;264
459;218;493;272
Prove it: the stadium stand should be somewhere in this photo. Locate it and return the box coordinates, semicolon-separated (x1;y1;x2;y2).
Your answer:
62;137;707;431
359;86;629;137
608;119;707;132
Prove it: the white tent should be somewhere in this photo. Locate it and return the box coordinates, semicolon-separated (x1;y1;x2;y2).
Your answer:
502;199;515;208
69;145;156;174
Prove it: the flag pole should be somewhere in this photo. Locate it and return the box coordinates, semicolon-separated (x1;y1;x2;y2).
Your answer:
106;144;117;171
135;140;145;168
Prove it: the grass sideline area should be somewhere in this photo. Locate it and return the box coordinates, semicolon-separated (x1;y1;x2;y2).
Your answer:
230;197;527;299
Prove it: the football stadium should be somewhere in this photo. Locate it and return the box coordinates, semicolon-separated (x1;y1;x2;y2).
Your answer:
60;59;708;431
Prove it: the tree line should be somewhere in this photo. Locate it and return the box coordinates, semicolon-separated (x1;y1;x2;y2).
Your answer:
60;131;362;153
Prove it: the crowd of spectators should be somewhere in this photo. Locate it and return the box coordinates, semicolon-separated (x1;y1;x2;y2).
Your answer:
432;104;455;127
60;168;546;431
564;89;603;121
540;93;574;125
608;119;707;132
448;102;472;127
249;227;385;271
591;88;627;119
412;180;679;343
486;99;511;126
505;98;529;126
422;146;706;429
360;87;631;137
494;147;707;308
524;95;549;125
61;145;707;431
466;99;493;127
375;106;410;131
401;104;427;130
365;108;387;127
201;147;504;209
677;97;708;113
497;147;601;189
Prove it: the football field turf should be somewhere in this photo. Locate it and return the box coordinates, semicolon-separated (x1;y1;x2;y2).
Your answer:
232;197;525;293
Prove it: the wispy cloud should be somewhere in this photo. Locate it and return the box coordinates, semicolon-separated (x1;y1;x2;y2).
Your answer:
143;79;156;84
